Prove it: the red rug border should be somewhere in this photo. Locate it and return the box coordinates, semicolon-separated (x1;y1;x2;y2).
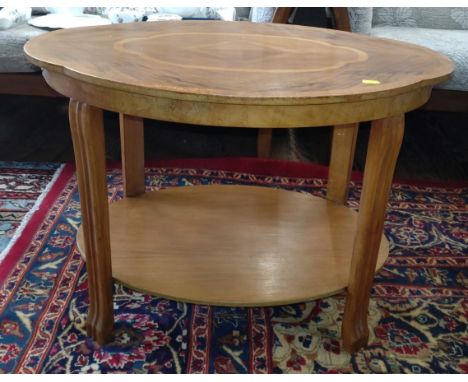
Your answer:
119;157;467;188
0;163;75;283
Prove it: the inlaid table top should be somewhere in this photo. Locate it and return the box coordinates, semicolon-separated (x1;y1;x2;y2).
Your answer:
24;20;453;105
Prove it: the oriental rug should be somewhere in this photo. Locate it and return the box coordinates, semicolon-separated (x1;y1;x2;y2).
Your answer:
0;162;63;263
0;158;466;373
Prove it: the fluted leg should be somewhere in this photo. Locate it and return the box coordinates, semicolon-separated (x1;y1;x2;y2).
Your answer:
120;113;145;197
327;123;359;204
69;100;114;344
342;115;404;353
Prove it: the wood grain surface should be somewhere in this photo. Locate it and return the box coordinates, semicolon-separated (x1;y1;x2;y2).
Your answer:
119;114;145;197
41;70;434;128
342;115;405;352
24;21;453;106
69;100;114;344
327;123;359;204
77;185;389;307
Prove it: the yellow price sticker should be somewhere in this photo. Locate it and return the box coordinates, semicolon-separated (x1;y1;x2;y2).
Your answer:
362;79;381;85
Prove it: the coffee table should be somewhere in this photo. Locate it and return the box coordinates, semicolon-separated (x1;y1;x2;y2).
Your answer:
24;21;452;353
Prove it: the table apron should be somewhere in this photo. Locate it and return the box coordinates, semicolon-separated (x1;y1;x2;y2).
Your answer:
44;70;432;128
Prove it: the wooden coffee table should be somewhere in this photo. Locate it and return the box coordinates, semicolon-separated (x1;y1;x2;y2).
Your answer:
24;21;452;353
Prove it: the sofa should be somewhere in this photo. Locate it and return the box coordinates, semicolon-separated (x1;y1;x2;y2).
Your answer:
343;7;468;112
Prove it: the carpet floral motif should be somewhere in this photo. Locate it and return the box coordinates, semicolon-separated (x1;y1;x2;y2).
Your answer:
0;164;466;373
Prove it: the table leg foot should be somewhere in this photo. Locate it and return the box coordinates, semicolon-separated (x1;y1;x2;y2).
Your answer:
342;115;404;353
69;99;114;345
86;318;114;345
342;305;370;353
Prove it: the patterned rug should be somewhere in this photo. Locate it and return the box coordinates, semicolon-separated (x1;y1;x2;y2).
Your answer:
0;162;63;262
0;158;466;373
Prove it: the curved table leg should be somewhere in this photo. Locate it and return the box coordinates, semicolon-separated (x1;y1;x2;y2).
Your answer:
327;123;359;204
342;115;404;353
120;114;145;197
69;100;114;344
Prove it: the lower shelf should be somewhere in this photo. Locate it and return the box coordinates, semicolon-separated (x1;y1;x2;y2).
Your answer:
77;185;389;306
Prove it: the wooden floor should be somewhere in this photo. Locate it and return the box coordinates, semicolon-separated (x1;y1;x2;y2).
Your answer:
0;94;467;182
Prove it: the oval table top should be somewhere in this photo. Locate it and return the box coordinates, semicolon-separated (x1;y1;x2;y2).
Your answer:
24;21;453;106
